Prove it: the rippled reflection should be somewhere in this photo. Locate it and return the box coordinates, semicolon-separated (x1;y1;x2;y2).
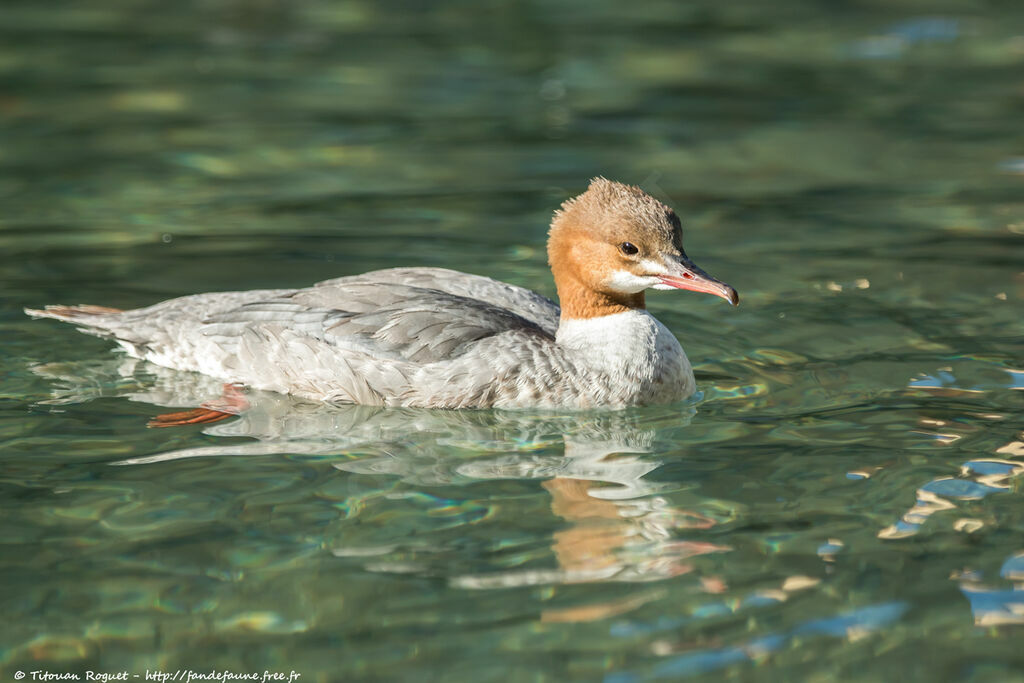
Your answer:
876;369;1024;540
956;552;1024;627
34;358;731;595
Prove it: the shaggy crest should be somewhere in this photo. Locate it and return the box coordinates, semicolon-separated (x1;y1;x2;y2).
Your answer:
550;177;680;243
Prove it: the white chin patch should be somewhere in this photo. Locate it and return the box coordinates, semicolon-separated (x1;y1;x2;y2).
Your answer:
651;282;677;291
605;270;659;294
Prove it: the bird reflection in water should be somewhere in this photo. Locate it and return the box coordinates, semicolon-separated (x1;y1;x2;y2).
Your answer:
34;357;732;621
445;422;732;625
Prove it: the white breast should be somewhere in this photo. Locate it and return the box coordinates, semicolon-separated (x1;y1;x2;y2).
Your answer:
556;310;695;406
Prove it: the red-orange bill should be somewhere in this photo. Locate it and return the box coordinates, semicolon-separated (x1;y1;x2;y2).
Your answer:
658;257;739;305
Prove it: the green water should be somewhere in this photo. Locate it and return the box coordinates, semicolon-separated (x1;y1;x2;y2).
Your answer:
3;0;1024;680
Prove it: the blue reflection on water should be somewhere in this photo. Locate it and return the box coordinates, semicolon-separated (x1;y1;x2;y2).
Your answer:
608;603;908;681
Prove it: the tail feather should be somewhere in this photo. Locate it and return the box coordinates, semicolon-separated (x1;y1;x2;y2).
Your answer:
25;304;124;322
24;304;132;344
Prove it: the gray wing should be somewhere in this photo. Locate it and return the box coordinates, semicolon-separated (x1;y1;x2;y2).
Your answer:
314;267;560;337
201;279;557;364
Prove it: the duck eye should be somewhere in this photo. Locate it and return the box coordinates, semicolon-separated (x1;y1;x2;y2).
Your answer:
619;242;639;256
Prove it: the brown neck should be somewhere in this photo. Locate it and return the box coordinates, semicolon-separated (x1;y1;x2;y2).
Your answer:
547;219;645;320
555;275;645;320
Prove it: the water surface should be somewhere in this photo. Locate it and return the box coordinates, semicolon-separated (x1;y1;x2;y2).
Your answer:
2;0;1024;680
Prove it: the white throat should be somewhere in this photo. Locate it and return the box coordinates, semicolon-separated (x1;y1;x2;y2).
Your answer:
556;309;653;347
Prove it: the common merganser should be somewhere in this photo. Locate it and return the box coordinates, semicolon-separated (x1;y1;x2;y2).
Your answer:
26;178;738;410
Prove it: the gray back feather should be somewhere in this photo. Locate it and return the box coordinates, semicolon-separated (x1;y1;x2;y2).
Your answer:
203;280;555;364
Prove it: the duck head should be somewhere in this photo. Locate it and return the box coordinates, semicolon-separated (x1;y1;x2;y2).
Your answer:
547;177;738;320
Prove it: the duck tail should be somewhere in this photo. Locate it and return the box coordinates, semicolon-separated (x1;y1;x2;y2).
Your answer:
24;304;132;344
24;304;125;323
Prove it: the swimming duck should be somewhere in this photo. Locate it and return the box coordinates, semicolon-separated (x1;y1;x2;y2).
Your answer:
27;178;737;410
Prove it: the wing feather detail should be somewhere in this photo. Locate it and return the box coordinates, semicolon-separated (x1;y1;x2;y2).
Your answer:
201;280;556;364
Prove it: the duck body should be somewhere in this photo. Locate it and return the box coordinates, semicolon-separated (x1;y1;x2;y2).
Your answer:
27;179;736;410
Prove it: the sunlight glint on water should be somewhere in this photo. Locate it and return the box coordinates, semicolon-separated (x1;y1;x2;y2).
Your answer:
2;0;1024;680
